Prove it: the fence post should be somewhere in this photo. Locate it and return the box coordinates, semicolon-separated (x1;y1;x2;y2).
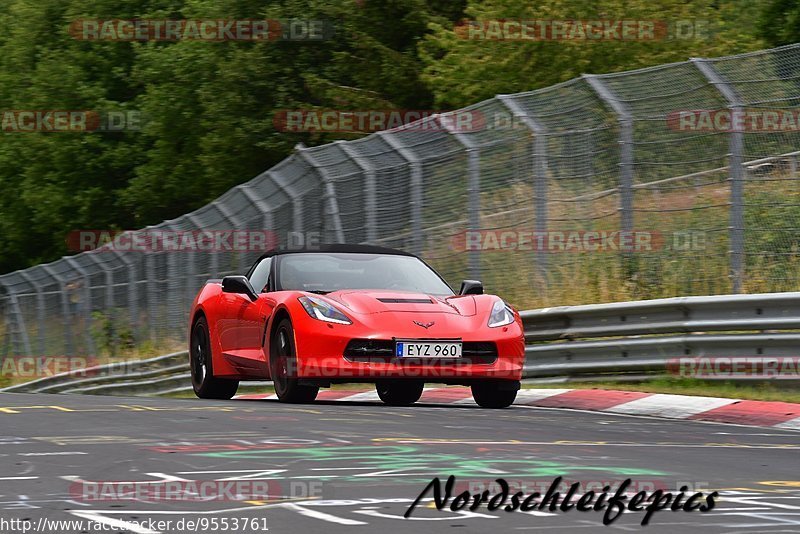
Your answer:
378;131;423;255
240;183;277;253
41;264;74;356
337;141;377;244
692;58;745;293
298;149;346;243
584;75;635;275
63;257;97;356
143;247;159;344
155;221;185;336
214;203;246;274
108;248;138;345
16;271;45;355
438;113;482;280
84;253;116;351
268;170;304;244
497;95;549;284
3;291;31;356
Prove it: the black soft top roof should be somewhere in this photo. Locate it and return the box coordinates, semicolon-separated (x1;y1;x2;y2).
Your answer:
253;244;416;264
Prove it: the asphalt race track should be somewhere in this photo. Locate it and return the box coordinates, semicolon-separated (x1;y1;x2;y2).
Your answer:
1;392;799;534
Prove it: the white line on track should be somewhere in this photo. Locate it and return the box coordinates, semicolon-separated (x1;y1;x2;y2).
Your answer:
283;503;367;525
70;511;161;534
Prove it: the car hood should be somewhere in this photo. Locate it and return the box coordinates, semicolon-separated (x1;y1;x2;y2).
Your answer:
325;290;477;316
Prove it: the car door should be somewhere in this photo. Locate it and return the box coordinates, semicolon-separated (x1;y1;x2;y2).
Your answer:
219;257;274;376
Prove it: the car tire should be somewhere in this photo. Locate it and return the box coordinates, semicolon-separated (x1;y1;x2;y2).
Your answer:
270;318;319;403
471;380;519;409
376;380;424;406
190;317;239;399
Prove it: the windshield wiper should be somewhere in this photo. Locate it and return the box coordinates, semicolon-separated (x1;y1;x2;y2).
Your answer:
306;289;332;295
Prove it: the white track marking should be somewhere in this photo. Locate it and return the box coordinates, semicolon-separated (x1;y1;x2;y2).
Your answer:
354;508;496;520
514;389;573;402
605;393;738;418
336;391;382;402
283;503;367;525
70;511;161;534
775;417;800;430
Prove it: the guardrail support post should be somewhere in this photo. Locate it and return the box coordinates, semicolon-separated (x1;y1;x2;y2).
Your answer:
378;131;424;256
692;58;746;294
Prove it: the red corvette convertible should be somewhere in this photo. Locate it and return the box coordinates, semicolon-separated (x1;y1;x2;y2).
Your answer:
188;245;524;408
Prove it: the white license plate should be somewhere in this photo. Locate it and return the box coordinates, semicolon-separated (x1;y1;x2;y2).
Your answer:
395;340;462;358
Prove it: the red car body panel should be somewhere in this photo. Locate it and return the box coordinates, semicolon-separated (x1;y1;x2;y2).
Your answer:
189;270;525;384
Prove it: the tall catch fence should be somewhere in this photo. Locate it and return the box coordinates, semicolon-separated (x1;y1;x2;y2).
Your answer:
3;44;800;358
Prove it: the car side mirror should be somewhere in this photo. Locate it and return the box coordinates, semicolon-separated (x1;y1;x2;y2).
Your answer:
459;280;484;295
221;275;258;302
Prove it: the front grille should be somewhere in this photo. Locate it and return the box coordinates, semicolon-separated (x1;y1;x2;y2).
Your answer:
344;339;497;364
344;339;394;359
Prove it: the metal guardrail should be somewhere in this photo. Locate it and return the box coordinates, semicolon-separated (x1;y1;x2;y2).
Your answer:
3;291;799;396
522;292;800;379
0;350;268;396
1;351;189;395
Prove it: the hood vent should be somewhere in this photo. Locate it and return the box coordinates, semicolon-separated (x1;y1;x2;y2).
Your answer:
377;297;434;304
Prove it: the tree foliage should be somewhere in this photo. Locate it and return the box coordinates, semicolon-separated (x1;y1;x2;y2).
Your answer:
0;0;778;273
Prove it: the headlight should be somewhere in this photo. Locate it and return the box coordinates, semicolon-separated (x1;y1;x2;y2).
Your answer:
488;299;515;328
298;296;352;325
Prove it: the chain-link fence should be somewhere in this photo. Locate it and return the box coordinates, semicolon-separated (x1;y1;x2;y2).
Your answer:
3;43;800;358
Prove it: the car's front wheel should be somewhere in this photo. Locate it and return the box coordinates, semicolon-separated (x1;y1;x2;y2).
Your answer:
471;380;519;408
270;318;319;403
190;317;239;399
376;380;424;406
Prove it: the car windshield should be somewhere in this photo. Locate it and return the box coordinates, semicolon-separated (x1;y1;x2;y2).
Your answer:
277;253;454;295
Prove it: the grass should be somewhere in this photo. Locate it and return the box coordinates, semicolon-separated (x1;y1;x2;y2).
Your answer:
524;376;800;403
426;169;800;310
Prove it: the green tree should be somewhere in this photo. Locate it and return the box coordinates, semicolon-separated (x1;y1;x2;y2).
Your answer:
419;0;765;108
759;0;800;46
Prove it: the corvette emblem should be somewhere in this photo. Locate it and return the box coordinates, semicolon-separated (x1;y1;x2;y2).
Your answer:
413;320;435;329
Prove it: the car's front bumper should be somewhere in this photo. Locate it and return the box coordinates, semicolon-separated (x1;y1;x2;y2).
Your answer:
293;321;525;382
